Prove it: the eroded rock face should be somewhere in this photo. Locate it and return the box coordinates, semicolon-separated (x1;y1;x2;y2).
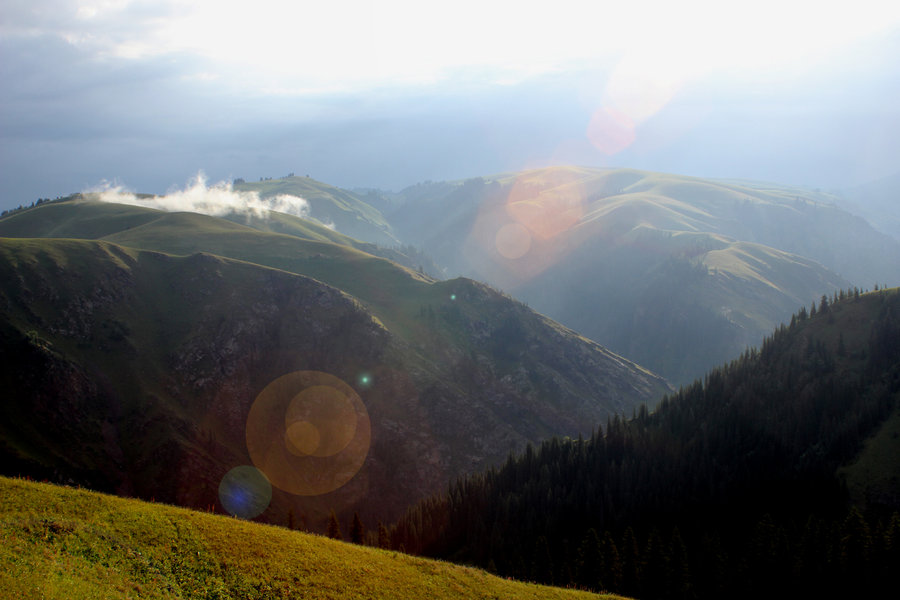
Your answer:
1;239;669;528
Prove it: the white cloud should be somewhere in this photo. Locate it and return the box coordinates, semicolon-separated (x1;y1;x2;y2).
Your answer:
8;1;899;95
88;172;311;219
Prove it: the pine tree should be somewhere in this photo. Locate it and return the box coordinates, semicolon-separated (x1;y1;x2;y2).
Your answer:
600;531;623;593
576;528;603;590
642;528;670;600
327;510;343;540
840;507;871;582
669;528;691;600
620;527;641;598
350;512;365;545
530;535;554;584
377;521;390;549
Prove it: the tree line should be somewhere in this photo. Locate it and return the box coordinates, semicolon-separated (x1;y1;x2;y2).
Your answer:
381;288;900;598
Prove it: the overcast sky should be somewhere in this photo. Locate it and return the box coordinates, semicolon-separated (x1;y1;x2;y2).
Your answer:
2;0;899;210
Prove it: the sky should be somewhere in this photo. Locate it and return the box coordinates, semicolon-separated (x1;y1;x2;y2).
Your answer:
2;0;900;210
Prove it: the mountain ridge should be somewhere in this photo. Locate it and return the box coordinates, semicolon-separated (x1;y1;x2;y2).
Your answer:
384;166;896;383
0;205;669;527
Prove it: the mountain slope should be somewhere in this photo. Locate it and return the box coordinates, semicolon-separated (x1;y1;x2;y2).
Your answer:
0;206;669;527
393;287;900;599
0;476;620;600
0;196;435;275
234;175;399;246
385;166;895;383
835;170;900;242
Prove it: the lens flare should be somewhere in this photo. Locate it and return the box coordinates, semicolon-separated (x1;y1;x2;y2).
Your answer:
505;170;586;241
284;420;321;456
284;385;357;457
495;222;532;259
587;106;637;156
218;465;272;519
246;371;371;497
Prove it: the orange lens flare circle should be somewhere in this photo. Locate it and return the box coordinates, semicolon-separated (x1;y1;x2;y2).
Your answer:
246;371;371;497
504;172;586;242
586;106;636;155
495;222;533;259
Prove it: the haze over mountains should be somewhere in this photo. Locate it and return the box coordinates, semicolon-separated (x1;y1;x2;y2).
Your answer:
382;166;900;383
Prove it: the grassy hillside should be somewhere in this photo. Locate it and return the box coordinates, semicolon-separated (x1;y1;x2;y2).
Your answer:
0;197;435;275
386;166;895;383
0;476;622;600
0;213;668;528
234;176;398;246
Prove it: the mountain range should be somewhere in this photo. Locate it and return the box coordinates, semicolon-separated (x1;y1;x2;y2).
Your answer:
2;165;898;598
0;196;668;528
382;166;900;383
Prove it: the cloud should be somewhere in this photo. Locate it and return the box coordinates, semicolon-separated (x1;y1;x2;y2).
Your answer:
89;172;312;220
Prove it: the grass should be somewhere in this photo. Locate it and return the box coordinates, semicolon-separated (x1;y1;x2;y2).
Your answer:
234;176;398;245
0;200;430;340
0;476;624;600
0;197;166;240
102;220;434;339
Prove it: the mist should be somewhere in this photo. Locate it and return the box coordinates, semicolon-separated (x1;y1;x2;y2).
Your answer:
90;172;313;221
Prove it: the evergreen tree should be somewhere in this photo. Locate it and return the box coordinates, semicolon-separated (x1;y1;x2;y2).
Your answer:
350;512;366;545
377;521;390;549
576;528;603;590
530;535;554;584
642;528;670;600
839;507;871;582
327;510;343;540
620;527;641;598
600;531;623;594
385;290;900;600
669;528;691;600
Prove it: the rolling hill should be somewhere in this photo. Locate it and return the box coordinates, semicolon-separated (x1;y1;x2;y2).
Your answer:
0;476;623;600
384;166;899;383
0;199;669;530
233;175;400;246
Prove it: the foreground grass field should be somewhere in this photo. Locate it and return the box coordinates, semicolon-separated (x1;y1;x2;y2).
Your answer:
0;476;623;599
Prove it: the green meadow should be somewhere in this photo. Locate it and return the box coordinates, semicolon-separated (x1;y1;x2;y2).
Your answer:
0;476;624;600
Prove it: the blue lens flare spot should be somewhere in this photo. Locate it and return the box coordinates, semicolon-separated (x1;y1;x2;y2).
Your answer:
218;465;272;519
450;294;457;301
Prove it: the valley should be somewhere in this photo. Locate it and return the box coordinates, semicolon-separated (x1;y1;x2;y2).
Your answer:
0;196;668;530
1;167;898;600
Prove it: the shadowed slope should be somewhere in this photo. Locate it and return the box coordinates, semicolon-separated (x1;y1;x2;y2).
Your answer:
0;217;669;527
